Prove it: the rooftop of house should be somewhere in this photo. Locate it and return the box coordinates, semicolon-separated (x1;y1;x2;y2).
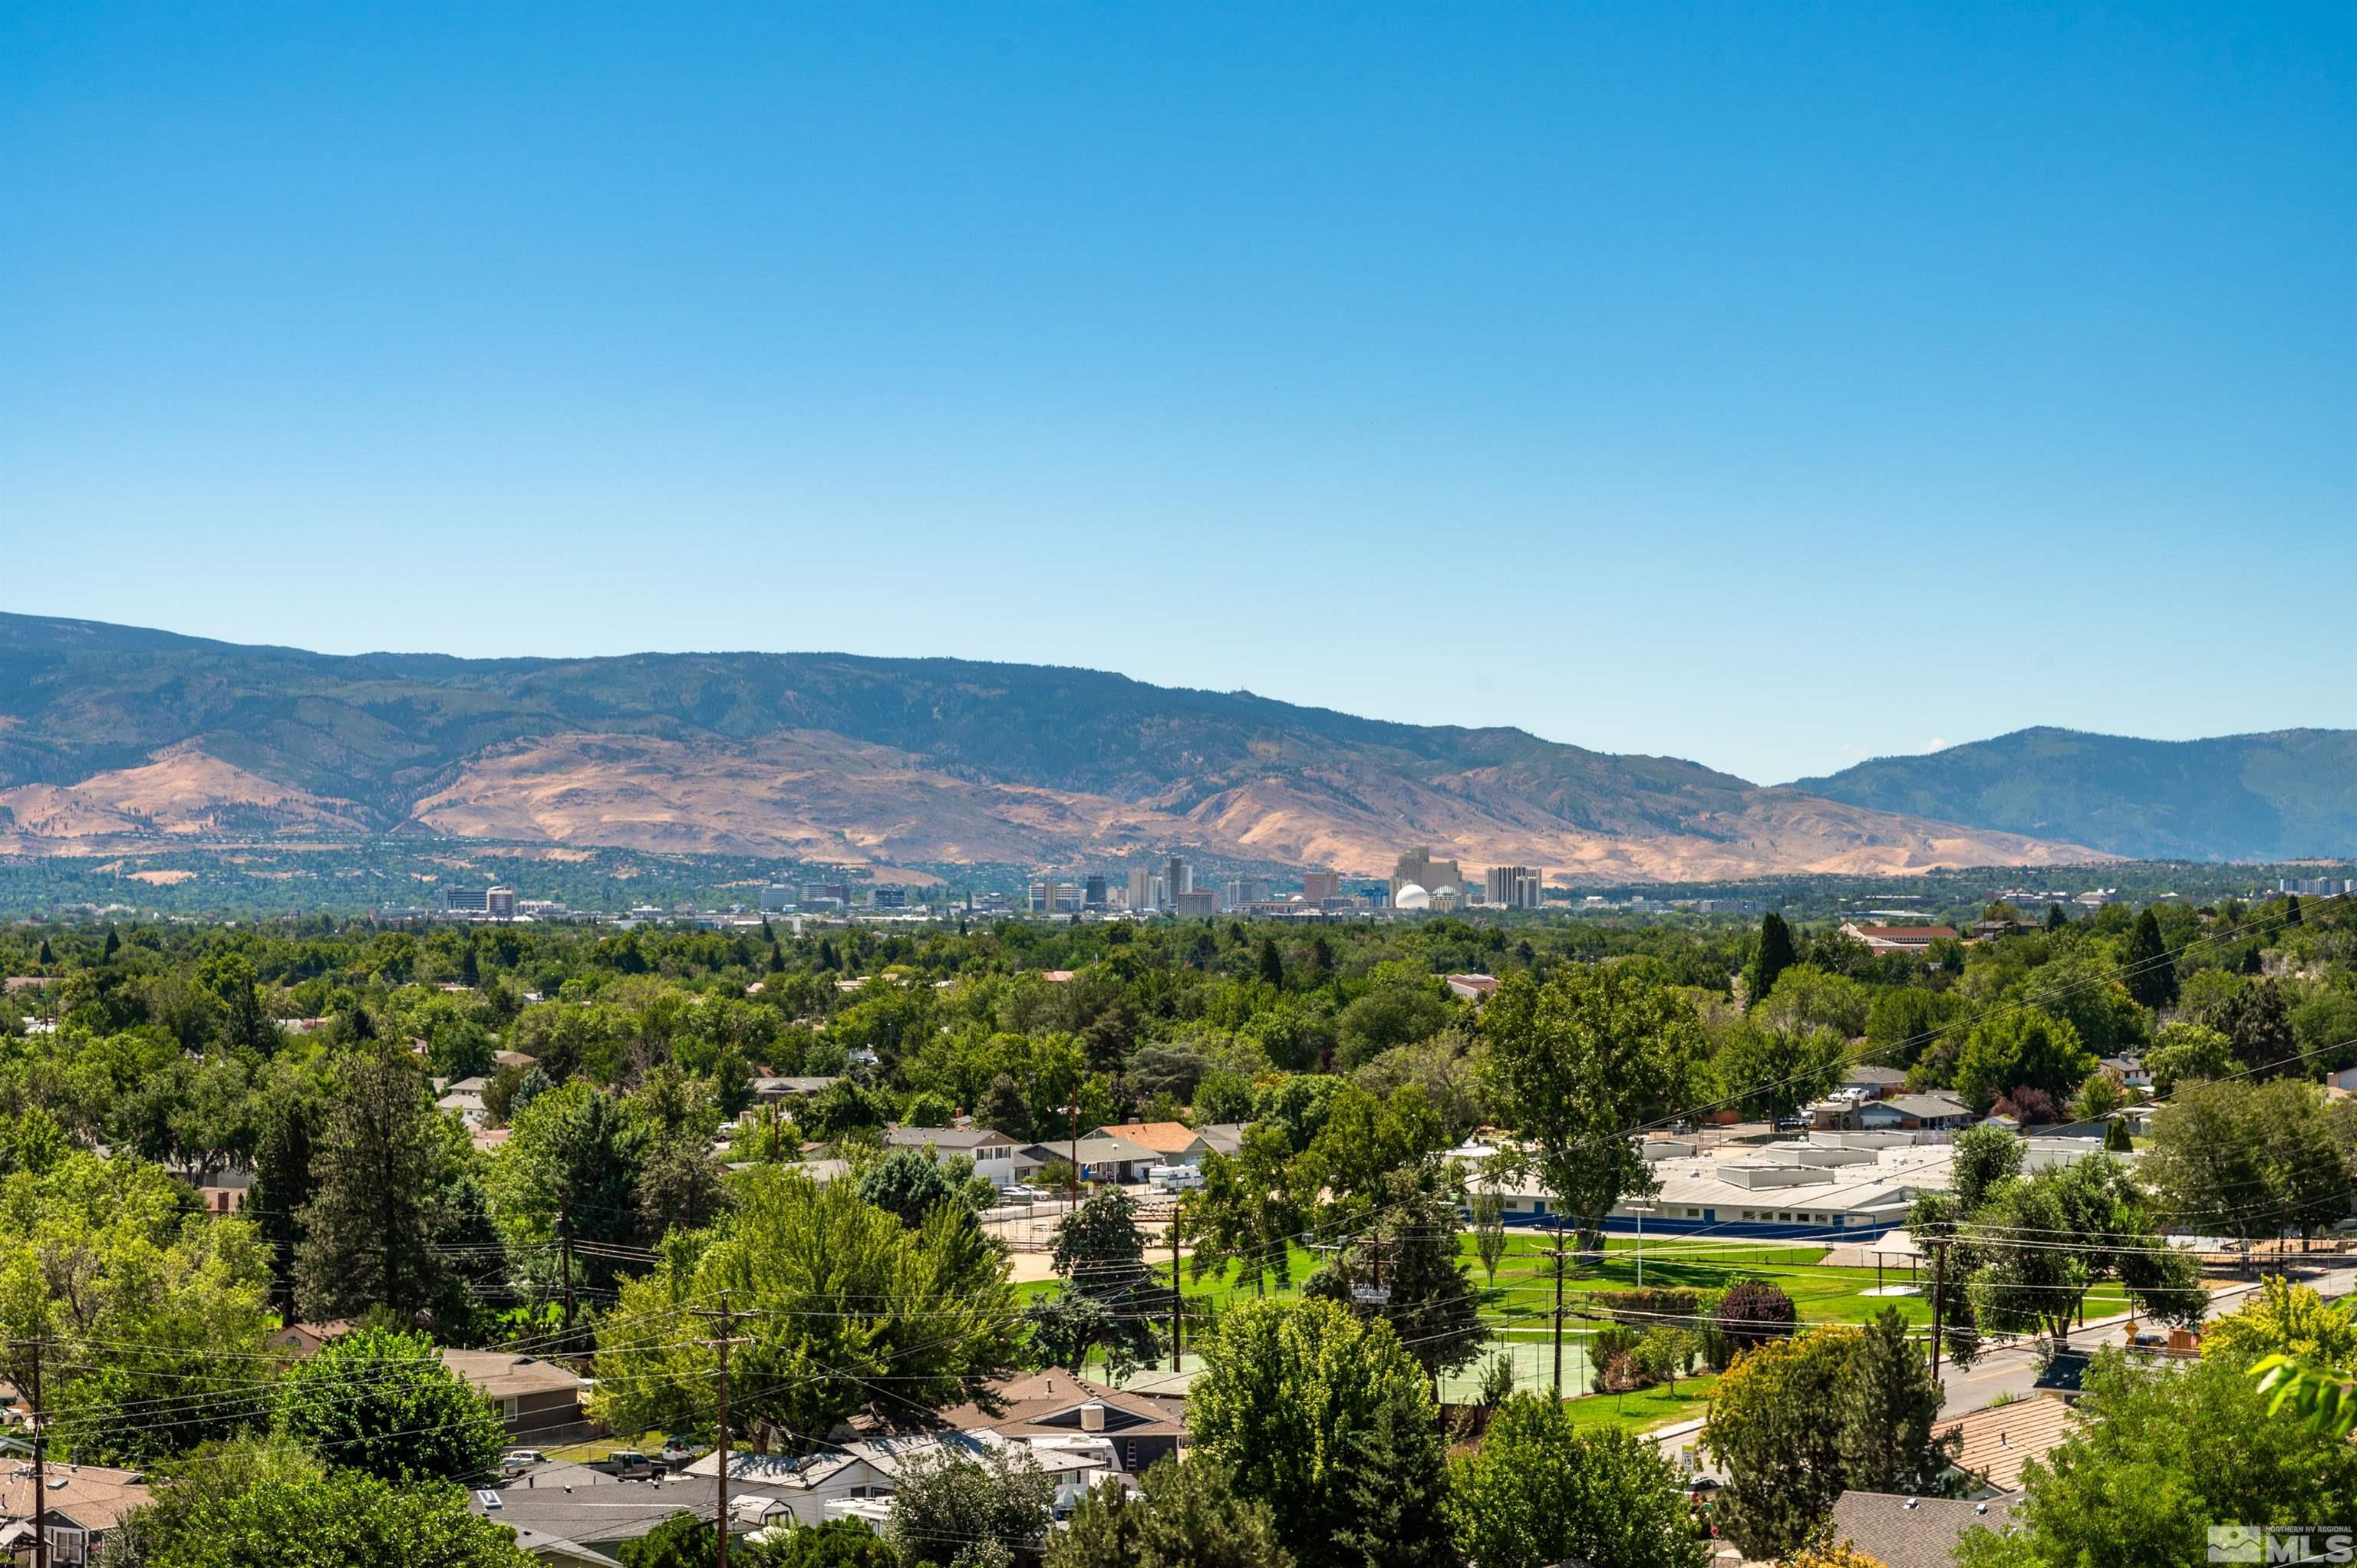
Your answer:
1092;1122;1205;1156
885;1125;1014;1151
1046;1135;1162;1168
466;1481;714;1547
1844;1066;1908;1085
442;1349;589;1402
1939;1394;2078;1494
1195;1122;1248;1156
687;1428;1103;1493
1827;1490;2021;1568
1871;1092;1974;1121
0;1460;153;1534
931;1371;1188;1439
1843;924;1959;943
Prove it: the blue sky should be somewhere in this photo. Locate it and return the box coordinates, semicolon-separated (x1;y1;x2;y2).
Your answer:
3;2;2351;786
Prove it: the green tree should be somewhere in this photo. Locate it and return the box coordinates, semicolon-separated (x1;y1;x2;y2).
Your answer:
1187;1296;1451;1568
493;1080;648;1297
1835;1308;1954;1494
1745;913;1798;1011
747;1519;902;1568
1446;1392;1705;1568
1713;1020;1847;1125
276;1328;506;1484
2143;1079;2350;1253
292;1040;460;1320
2121;908;2178;1010
1470;1191;1508;1286
1030;1188;1161;1377
1050;1456;1292;1568
1705;1329;1861;1558
2144;1020;2239;1096
1259;937;1287;990
1954;1349;2357;1568
1480;965;1697;1253
1953;1009;2095;1114
1960;1155;2205;1348
112;1464;534;1568
618;1510;721;1568
886;1441;1055;1568
857;1145;991;1229
0;1151;276;1464
1182;1122;1317;1296
592;1167;1020;1440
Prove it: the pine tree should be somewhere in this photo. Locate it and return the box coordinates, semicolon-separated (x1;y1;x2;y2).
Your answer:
1748;913;1797;1009
2122;908;2178;1010
292;1040;453;1319
103;926;120;962
1835;1307;1955;1494
1258;937;1285;990
36;938;53;969
460;944;480;987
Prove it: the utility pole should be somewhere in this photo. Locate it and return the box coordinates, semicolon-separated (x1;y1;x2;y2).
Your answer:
689;1293;753;1568
1551;1215;1566;1398
1068;1102;1080;1210
1929;1237;1948;1379
558;1196;576;1342
1169;1210;1184;1374
22;1336;47;1568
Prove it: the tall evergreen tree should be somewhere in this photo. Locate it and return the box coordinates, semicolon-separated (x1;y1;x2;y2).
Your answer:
1835;1308;1956;1494
292;1040;453;1320
103;925;121;962
2122;908;2179;1010
1748;913;1797;1010
1259;937;1286;990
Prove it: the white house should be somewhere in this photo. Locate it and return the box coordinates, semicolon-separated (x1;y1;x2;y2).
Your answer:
882;1125;1020;1188
687;1429;1107;1528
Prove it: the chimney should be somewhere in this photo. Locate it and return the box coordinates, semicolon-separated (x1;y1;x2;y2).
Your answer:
1080;1402;1106;1432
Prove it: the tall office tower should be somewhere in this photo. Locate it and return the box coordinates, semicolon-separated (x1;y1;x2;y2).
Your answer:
1084;875;1109;909
1127;867;1159;912
1028;881;1053;912
1485;865;1544;910
1301;871;1342;905
1166;855;1192;900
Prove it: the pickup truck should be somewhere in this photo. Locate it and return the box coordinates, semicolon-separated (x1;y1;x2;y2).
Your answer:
602;1449;661;1481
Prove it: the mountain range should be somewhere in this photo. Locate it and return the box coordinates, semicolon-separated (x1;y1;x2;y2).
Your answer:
0;613;2123;882
1791;727;2357;863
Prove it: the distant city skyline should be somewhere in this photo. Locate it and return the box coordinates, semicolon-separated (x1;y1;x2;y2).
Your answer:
5;4;2352;784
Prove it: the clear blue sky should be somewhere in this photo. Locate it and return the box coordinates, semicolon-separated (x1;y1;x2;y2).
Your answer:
4;3;2351;785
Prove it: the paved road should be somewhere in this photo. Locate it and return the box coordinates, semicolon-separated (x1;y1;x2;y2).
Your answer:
1933;1263;2355;1417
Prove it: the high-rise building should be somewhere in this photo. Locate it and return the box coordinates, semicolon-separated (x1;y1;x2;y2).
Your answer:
1165;855;1192;901
1301;871;1342;905
1084;875;1109;909
441;887;490;915
871;885;909;908
760;884;796;912
1485;865;1544;911
1173;889;1218;919
801;882;851;908
1221;878;1270;911
1390;847;1462;903
485;886;517;921
1127;867;1163;912
1054;881;1083;912
1028;881;1053;912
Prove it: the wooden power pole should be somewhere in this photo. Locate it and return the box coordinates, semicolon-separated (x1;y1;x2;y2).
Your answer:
689;1293;753;1568
1929;1237;1949;1379
1552;1216;1566;1397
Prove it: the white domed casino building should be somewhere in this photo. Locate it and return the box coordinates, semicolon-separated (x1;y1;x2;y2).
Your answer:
1392;882;1432;911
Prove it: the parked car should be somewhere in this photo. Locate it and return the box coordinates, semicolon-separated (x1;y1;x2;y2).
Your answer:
661;1435;699;1467
500;1449;547;1477
997;1185;1032;1206
603;1449;661;1481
